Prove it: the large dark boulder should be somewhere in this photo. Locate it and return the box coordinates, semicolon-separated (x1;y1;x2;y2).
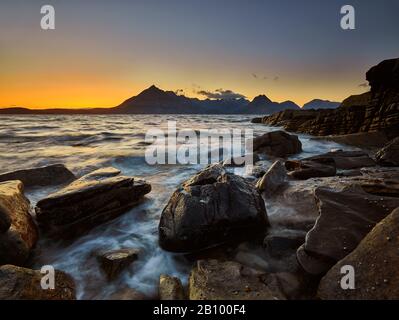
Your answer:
36;168;151;239
0;181;38;266
297;185;399;275
318;207;399;299
252;131;302;158
0;164;75;188
159;164;269;252
0;265;76;300
376;137;399;166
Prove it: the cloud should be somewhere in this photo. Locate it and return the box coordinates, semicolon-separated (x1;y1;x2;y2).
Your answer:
358;82;369;88
197;88;246;100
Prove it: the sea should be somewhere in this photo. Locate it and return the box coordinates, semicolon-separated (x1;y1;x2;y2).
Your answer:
0;114;351;299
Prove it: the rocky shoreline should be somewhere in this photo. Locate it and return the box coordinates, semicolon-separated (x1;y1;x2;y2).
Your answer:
1;58;399;300
254;58;399;149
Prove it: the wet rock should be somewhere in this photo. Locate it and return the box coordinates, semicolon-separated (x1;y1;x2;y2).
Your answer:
297;186;399;275
36;174;151;239
159;164;268;252
253;131;302;158
189;259;286;300
97;248;140;280
0;265;76;300
108;287;147;300
159;275;185;300
78;167;121;182
256;160;287;196
286;158;336;180
304;150;376;170
0;181;38;266
318;207;399;299
264;229;306;258
0;164;75;188
376;137;399;166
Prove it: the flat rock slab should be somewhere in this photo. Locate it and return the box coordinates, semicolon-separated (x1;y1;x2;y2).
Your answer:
0;164;75;188
297;186;399;275
318;207;399;299
77;167;121;182
304;150;376;170
311;132;389;149
36;174;151;239
286;158;336;180
0;181;38;266
159;164;268;252
0;265;76;300
189;259;286;300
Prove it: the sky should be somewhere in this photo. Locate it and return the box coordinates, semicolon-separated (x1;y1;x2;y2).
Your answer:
1;0;399;109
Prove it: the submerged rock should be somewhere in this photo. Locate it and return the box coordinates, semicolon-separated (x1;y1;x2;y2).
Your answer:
35;170;151;239
97;248;140;280
159;164;268;252
0;164;75;188
318;207;399;299
159;275;185;300
0;265;76;300
256;160;287;196
252;131;302;158
376;137;399;166
0;181;38;266
189;259;285;300
297;186;399;275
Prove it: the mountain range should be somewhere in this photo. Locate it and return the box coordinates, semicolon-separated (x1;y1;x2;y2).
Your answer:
0;85;341;115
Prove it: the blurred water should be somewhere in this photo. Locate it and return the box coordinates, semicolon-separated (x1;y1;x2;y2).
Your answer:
0;114;350;299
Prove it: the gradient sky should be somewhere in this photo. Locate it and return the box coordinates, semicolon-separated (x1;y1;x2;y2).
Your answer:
1;0;399;109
